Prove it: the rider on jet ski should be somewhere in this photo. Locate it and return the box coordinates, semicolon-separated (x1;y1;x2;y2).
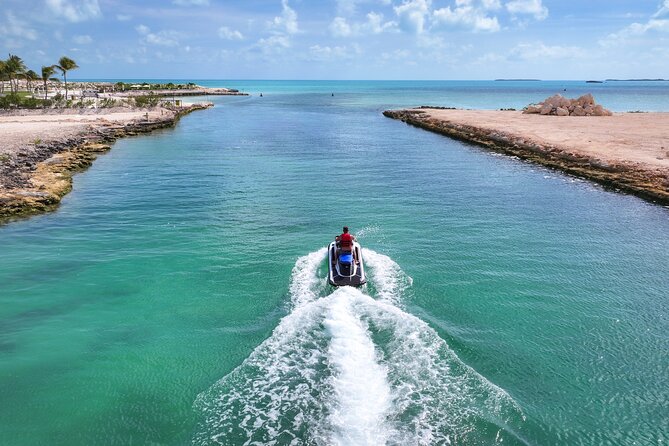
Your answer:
335;226;357;263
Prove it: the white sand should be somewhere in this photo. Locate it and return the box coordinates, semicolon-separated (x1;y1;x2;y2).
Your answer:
421;109;669;171
0;108;175;155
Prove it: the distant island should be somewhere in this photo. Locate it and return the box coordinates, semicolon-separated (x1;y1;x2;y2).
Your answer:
605;79;668;82
586;80;604;84
494;79;541;81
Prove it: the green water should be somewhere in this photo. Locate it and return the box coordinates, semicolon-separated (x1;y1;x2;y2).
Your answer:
1;82;668;445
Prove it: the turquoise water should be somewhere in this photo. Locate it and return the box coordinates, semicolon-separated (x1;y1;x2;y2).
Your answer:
1;81;668;445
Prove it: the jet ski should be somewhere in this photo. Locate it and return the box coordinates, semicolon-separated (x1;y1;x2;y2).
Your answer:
328;240;367;287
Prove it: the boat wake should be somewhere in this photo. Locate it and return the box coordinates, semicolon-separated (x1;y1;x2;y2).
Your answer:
194;249;525;445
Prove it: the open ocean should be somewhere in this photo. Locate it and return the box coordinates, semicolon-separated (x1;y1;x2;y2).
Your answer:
1;80;668;445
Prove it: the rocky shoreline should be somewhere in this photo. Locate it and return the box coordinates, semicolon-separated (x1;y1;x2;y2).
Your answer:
0;103;212;223
383;108;669;206
112;88;248;97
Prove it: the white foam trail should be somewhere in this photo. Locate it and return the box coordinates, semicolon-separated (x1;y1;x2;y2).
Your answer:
357;297;523;444
194;249;524;445
194;297;332;445
362;248;413;305
323;288;393;445
288;247;327;309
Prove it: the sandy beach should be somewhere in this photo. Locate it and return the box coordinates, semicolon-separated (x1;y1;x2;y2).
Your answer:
0;108;175;156
0;104;211;221
384;108;669;204
415;109;669;170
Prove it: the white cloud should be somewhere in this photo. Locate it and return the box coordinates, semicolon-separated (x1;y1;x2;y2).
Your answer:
330;17;353;37
394;0;431;34
655;0;669;17
335;0;392;16
45;0;102;23
135;25;182;47
0;12;38;41
336;0;359;15
509;42;585;60
433;3;500;32
73;34;92;44
173;0;209;4
145;30;182;47
366;12;395;33
600;19;669;47
330;12;395;37
481;0;502;10
308;44;353;61
270;0;299;35
256;0;300;55
219;26;244;40
116;14;132;21
600;1;669;48
256;35;291;54
136;24;150;35
506;0;548;21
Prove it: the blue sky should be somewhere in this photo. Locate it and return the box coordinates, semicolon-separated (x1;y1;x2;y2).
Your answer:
2;0;669;79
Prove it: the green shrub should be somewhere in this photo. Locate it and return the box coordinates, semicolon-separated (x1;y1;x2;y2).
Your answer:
21;97;44;109
134;94;160;108
0;93;53;109
0;93;22;108
100;98;117;108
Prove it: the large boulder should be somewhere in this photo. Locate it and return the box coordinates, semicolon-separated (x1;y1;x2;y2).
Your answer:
544;94;562;108
523;104;541;114
572;105;587;116
556;107;569;116
524;93;611;117
540;104;553;115
577;93;595;107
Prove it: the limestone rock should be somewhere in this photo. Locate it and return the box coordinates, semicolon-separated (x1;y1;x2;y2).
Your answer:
524;93;611;117
572;105;586;116
545;95;562;108
523;105;541;114
577;93;595;107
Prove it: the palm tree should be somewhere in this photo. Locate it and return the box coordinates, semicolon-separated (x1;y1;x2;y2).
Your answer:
25;69;39;93
41;65;57;100
6;54;27;93
57;56;78;101
0;59;6;94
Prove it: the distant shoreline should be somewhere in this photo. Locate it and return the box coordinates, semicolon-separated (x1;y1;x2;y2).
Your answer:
384;107;669;205
605;79;668;82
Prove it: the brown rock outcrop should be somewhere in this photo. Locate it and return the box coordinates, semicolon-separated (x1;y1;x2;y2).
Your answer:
523;94;612;117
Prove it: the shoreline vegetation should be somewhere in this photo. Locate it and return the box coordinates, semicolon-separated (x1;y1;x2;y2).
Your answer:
383;105;669;206
0;54;247;223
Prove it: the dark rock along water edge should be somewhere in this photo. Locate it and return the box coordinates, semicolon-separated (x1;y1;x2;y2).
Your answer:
383;108;669;206
0;104;212;224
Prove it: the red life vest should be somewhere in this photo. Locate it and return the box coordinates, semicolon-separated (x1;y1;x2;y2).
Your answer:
339;233;353;250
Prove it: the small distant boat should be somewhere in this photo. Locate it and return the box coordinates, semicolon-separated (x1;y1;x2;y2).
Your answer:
328;240;366;287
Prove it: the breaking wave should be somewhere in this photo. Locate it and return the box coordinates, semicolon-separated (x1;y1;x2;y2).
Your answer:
194;249;525;445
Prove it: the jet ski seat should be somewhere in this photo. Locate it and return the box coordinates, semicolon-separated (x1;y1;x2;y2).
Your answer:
339;253;353;264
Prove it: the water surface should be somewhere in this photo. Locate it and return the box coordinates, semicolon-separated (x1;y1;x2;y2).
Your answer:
1;81;668;445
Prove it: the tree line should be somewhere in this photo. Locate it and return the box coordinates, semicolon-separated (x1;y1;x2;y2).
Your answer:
0;53;79;101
